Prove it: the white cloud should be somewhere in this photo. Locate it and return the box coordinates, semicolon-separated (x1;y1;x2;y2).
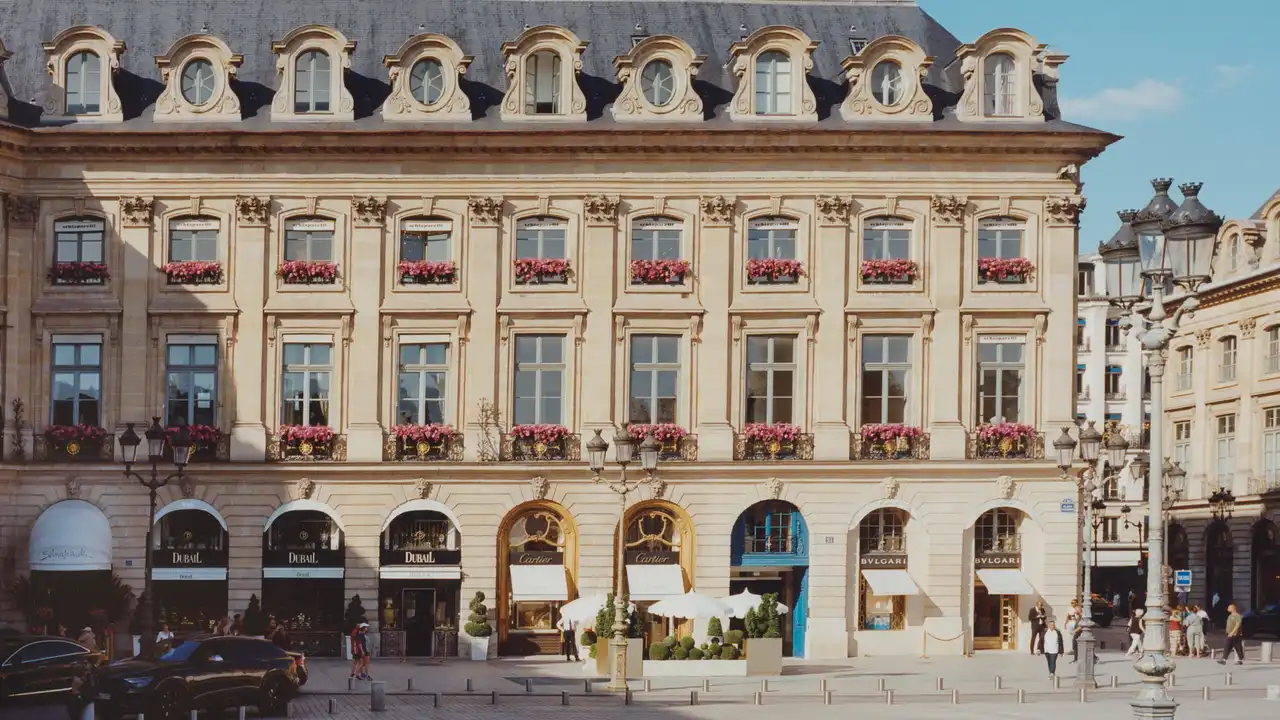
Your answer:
1061;79;1182;122
1213;64;1255;87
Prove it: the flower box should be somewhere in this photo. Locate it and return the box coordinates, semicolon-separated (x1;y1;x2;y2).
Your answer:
40;425;108;461
162;261;224;285
164;424;226;462
860;259;918;284
630;259;691;285
978;257;1035;284
746;258;805;284
854;424;928;460
514;258;571;284
398;260;458;285
276;260;338;285
502;425;579;461
387;424;462;461
48;262;109;285
628;423;696;460
735;424;813;461
970;423;1042;459
270;425;343;461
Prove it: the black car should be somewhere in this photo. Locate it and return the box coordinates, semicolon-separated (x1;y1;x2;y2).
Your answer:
1090;595;1115;628
0;635;98;708
96;636;301;720
1241;603;1280;637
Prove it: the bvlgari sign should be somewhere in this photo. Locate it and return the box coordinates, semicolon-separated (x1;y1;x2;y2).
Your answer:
625;550;679;565
975;553;1021;569
860;554;908;570
380;548;462;566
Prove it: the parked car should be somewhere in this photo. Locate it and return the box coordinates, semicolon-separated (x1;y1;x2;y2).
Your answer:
1090;594;1115;628
96;635;301;720
0;635;98;708
1241;604;1280;637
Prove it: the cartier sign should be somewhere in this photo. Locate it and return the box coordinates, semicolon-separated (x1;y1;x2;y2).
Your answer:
859;554;907;570
509;551;563;566
975;553;1021;569
625;550;679;565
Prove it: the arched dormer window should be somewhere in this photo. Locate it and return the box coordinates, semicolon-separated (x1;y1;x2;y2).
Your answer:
727;27;818;122
840;35;934;122
270;25;356;122
154;34;243;122
955;28;1052;123
382;33;472;122
41;26;126;123
500;26;588;122
612;35;704;123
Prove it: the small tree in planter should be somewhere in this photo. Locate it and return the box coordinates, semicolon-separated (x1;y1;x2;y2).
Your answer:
706;616;724;642
744;594;784;675
243;594;267;636
463;592;493;661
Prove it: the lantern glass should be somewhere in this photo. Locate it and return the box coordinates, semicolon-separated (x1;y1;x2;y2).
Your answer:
1164;226;1216;285
170;426;193;468
1136;232;1167;276
586;429;608;473
613;426;636;465
1053;427;1077;470
119;423;141;465
1105;431;1129;468
1078;421;1102;463
639;433;659;472
1167;462;1187;498
144;418;166;461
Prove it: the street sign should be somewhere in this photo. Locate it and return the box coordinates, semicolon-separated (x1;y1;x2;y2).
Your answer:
1060;498;1076;513
1175;569;1192;590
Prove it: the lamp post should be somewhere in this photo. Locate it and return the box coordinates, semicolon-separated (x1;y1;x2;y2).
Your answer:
118;418;192;659
1101;178;1222;720
587;427;659;692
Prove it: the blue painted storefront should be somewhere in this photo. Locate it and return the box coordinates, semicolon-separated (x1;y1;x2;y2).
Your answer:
730;501;809;657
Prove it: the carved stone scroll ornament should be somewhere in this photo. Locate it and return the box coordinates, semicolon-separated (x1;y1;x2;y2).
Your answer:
816;195;852;226
468;196;503;226
6;196;39;227
119;197;154;227
930;195;967;226
352;196;387;227
235;196;271;226
700;195;735;226
1044;195;1087;227
583;195;620;225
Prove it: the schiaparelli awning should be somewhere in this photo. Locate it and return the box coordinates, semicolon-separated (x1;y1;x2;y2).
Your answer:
625;564;686;602
29;499;113;572
510;564;569;602
860;569;921;596
976;568;1036;596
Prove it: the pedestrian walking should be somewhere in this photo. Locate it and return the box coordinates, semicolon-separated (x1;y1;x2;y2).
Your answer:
1113;591;1122;617
77;626;99;653
349;622;372;680
1125;609;1144;656
1167;606;1183;656
215;616;230;636
155;622;174;654
1029;600;1048;655
1043;620;1065;678
1184;604;1206;657
1218;604;1245;665
1065;601;1080;662
556;614;580;662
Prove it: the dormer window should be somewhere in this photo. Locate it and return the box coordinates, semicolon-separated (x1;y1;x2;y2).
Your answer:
410;59;445;105
181;59;216;106
41;26;126;123
641;60;675;106
612;35;704;123
754;51;791;115
954;28;1051;123
500;26;588;122
727;27;818;122
871;61;903;106
154;33;242;123
294;50;332;113
381;33;471;122
66;51;101;115
983;53;1016;116
270;25;356;123
525;51;561;114
840;35;934;122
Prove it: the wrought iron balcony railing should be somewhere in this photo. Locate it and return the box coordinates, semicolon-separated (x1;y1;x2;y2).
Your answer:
850;433;930;460
266;433;347;462
33;434;116;462
499;433;581;462
383;433;465;462
732;433;815;461
966;431;1045;460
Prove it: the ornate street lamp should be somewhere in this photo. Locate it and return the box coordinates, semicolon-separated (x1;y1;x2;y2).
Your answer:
119;418;191;659
588;427;660;692
1069;421;1102;688
1098;210;1144;310
1208;487;1236;520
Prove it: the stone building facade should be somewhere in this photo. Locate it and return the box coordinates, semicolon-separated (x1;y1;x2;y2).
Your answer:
0;0;1114;658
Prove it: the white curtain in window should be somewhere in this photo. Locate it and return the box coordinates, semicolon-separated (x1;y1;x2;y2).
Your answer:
754;51;791;115
983;53;1016;116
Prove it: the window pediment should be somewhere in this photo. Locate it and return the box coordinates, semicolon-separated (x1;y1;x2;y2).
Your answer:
611;35;704;123
382;33;473;122
41;26;126;123
840;36;933;122
727;26;818;122
500;25;589;122
270;25;356;122
154;34;243;123
955;28;1051;123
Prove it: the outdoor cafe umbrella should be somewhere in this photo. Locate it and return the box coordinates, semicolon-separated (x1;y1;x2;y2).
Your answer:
647;590;733;620
558;594;635;625
720;589;790;619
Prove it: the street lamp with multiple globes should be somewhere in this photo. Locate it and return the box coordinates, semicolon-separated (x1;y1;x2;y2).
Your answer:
118;418;192;659
586;427;659;692
1100;178;1222;720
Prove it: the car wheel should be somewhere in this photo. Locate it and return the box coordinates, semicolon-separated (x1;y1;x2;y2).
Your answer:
258;676;290;717
150;682;188;720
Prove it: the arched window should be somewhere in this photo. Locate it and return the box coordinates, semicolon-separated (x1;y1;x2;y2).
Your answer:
181;59;217;106
754;51;791;115
294;49;332;113
983;53;1016;116
626;507;683;552
859;508;906;554
65;50;102;115
384;511;458;552
631;216;682;263
398;217;452;265
862;216;911;261
285;217;334;262
508;508;565;553
169;216;219;263
641;60;676;107
975;508;1020;553
409;58;445;106
524;51;561;114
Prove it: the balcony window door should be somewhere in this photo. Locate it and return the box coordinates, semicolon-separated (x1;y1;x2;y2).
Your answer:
1216;414;1236;488
397;342;449;425
513;335;565;425
977;339;1024;424
51;337;102;426
629;335;679;425
165;336;218;427
745;335;795;424
281;342;332;427
860;335;909;424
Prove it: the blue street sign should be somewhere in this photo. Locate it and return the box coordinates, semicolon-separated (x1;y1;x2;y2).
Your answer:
1060;498;1076;513
1174;569;1192;590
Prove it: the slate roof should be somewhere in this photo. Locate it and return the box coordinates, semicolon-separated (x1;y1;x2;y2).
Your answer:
1251;188;1280;219
0;0;1092;132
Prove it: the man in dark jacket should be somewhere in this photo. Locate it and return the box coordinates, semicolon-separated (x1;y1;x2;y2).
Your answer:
1029;600;1048;655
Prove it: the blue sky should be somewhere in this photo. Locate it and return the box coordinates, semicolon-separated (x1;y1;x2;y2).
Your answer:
920;0;1277;251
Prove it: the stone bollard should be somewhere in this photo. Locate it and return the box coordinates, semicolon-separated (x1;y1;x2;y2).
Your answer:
819;678;828;693
466;678;473;692
824;690;833;705
754;692;763;705
525;678;533;692
625;689;633;706
238;708;247;720
951;689;960;705
1079;687;1087;703
490;691;498;705
286;704;294;718
585;679;593;693
1168;674;1176;687
370;681;386;712
407;678;414;691
885;689;894;705
643;679;652;692
690;690;699;706
1202;686;1212;701
1016;689;1026;704
936;677;945;691
327;698;335;714
562;691;570;706
191;710;199;720
877;678;887;692
1053;675;1061;690
347;677;354;692
1110;675;1118;688
1262;641;1275;663
994;676;1003;691
1266;685;1280;701
1225;673;1233;687
704;679;712;692
761;679;770;692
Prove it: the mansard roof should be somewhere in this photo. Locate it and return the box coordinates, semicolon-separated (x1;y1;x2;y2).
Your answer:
0;0;1096;133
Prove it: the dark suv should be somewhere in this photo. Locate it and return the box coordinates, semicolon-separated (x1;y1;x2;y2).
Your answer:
96;636;300;719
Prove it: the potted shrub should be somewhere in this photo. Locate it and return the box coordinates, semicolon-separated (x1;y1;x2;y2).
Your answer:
744;594;784;676
463;592;493;661
706;616;724;644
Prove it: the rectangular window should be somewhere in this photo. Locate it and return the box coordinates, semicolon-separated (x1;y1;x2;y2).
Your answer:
1219;337;1237;382
1264;408;1280;485
631;217;682;262
1177;347;1194;391
1076;318;1087;350
1105;319;1123;351
1077;265;1094;296
165;336;218;427
66;52;101;115
399;219;452;263
513;335;565;425
525;52;562;114
1076;364;1086;397
1173;420;1192;475
861;336;910;424
515;218;566;260
862;218;910;261
1103;517;1119;543
1105;365;1123;399
1216;414;1236;487
54;218;106;265
51;337;102;426
746;218;797;261
977;339;1024;424
746;335;795;424
397;342;449;425
168;218;219;262
281;342;332;427
976;220;1023;260
1268;327;1280;375
629;335;679;425
284;219;334;262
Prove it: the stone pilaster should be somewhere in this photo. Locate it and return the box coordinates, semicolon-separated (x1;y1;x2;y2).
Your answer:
582;195;619;435
1043;195;1087;430
117;197;155;444
812;195;852;460
345;197;387;461
229;196;270;461
462;196;503;461
926;195;968;459
3;195;38;460
694;196;736;460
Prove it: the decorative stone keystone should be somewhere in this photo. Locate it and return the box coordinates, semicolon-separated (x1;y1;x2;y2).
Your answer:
700;195;735;226
352;196;387;226
930;195;966;226
816;195;852;226
1044;195;1087;226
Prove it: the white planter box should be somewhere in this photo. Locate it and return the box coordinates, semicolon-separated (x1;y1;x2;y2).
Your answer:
468;636;491;661
642;660;748;677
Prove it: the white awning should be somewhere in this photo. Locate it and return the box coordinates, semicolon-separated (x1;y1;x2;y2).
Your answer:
29;500;113;572
263;567;344;580
510;565;569;602
861;569;921;596
380;565;463;581
976;568;1035;596
626;564;685;602
153;567;227;581
1094;549;1142;567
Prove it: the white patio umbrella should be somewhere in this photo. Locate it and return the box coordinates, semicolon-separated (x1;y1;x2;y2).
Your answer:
559;594;636;625
720;589;790;619
647;590;733;620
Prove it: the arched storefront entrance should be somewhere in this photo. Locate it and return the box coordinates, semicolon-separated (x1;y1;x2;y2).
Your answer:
971;507;1035;651
1168;523;1190;602
620;501;694;646
25;499;116;633
730;500;808;657
1205;521;1233;622
497;501;577;656
151;499;229;633
378;501;462;658
851;507;921;653
262;500;345;656
1251;520;1279;611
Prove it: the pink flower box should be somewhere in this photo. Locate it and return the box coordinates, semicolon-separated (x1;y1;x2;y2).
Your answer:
392;423;457;443
975;423;1037;442
44;424;107;443
48;262;110;284
630;259;691;285
42;424;107;460
860;259;918;283
978;257;1035;283
398;260;458;285
628;423;689;443
276;260;338;285
165;424;224;461
278;425;335;443
514;258;571;284
510;424;570;443
747;258;805;283
973;423;1040;458
859;424;924;443
162;260;224;285
744;423;802;443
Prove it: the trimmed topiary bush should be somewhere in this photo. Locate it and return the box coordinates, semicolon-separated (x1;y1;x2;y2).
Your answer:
663;635;677;648
707;616;724;638
649;642;670;660
679;636;695;651
760;593;782;639
724;629;744;647
689;647;704;660
673;645;689;660
580;629;596;647
744;607;763;638
464;591;492;637
723;645;740;660
709;642;723;658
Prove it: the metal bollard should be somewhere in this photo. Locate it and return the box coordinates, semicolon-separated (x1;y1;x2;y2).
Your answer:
1054;675;1061;690
754;691;763;705
466;678;474;692
1168;674;1176;687
1202;686;1211;700
625;689;633;706
562;691;570;706
761;679;770;692
407;678;414;691
820;678;828;692
370;681;386;712
1016;689;1026;704
885;689;894;705
936;677;944;691
238;708;247;720
1225;673;1233;687
1262;641;1275;663
951;689;960;705
690;690;699;706
704;679;712;692
585;679;593;693
431;693;440;708
1210;648;1218;659
643;679;652;692
191;710;199;720
286;704;294;718
824;690;833;705
877;678;887;692
327;698;335;714
525;678;534;692
490;690;498;705
994;675;1003;691
1079;687;1087;703
347;677;354;692
1111;675;1118;688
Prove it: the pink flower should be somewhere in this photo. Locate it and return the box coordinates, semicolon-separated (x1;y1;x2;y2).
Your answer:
165;424;223;445
628;423;689;443
392;423;457;443
978;257;1035;282
746;258;805;282
976;423;1037;441
744;423;802;443
859;424;924;443
630;260;692;284
514;258;571;284
398;260;458;284
278;425;335;443
162;261;224;285
860;259;918;282
44;424;107;442
276;261;338;284
510;424;570;444
48;262;110;284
